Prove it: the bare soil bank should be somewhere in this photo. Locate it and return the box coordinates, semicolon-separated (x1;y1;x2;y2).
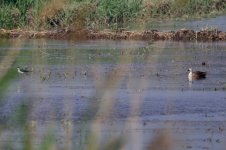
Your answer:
0;28;226;41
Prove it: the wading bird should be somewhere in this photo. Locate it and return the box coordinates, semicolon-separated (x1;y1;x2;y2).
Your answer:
17;67;32;74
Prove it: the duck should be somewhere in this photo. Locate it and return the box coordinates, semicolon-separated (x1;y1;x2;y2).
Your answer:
17;67;32;74
187;68;206;81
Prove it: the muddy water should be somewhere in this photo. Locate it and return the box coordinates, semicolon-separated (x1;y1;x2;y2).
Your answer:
0;39;226;150
139;15;226;31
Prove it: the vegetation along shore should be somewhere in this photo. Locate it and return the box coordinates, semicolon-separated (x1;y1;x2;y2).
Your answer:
0;0;225;30
0;0;225;41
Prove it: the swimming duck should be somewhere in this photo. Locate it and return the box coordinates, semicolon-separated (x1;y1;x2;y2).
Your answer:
17;67;32;74
187;68;206;81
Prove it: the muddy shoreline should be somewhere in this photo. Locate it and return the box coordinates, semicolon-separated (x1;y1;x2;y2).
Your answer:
0;28;226;41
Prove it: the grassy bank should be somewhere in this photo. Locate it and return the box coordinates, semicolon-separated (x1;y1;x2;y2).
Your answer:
0;0;225;30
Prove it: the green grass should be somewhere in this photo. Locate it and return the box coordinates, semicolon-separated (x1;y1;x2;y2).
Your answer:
0;68;17;102
142;0;226;19
0;0;225;29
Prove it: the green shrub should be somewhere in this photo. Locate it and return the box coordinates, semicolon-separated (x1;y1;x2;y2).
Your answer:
0;5;21;29
95;0;143;24
0;0;225;29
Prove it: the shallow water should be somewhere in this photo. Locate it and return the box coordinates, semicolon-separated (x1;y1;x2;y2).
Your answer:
140;15;226;31
0;39;226;150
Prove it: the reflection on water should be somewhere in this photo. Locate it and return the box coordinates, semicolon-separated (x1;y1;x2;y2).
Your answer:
0;39;226;150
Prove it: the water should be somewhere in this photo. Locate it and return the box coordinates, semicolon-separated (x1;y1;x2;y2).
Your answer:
143;15;226;31
0;39;226;150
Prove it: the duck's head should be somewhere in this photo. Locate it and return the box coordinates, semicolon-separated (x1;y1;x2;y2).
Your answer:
187;68;192;72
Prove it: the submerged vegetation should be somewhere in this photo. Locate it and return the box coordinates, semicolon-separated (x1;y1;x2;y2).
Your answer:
0;0;225;30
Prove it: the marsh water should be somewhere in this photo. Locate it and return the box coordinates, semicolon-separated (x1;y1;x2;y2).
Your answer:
0;38;226;150
135;15;226;31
